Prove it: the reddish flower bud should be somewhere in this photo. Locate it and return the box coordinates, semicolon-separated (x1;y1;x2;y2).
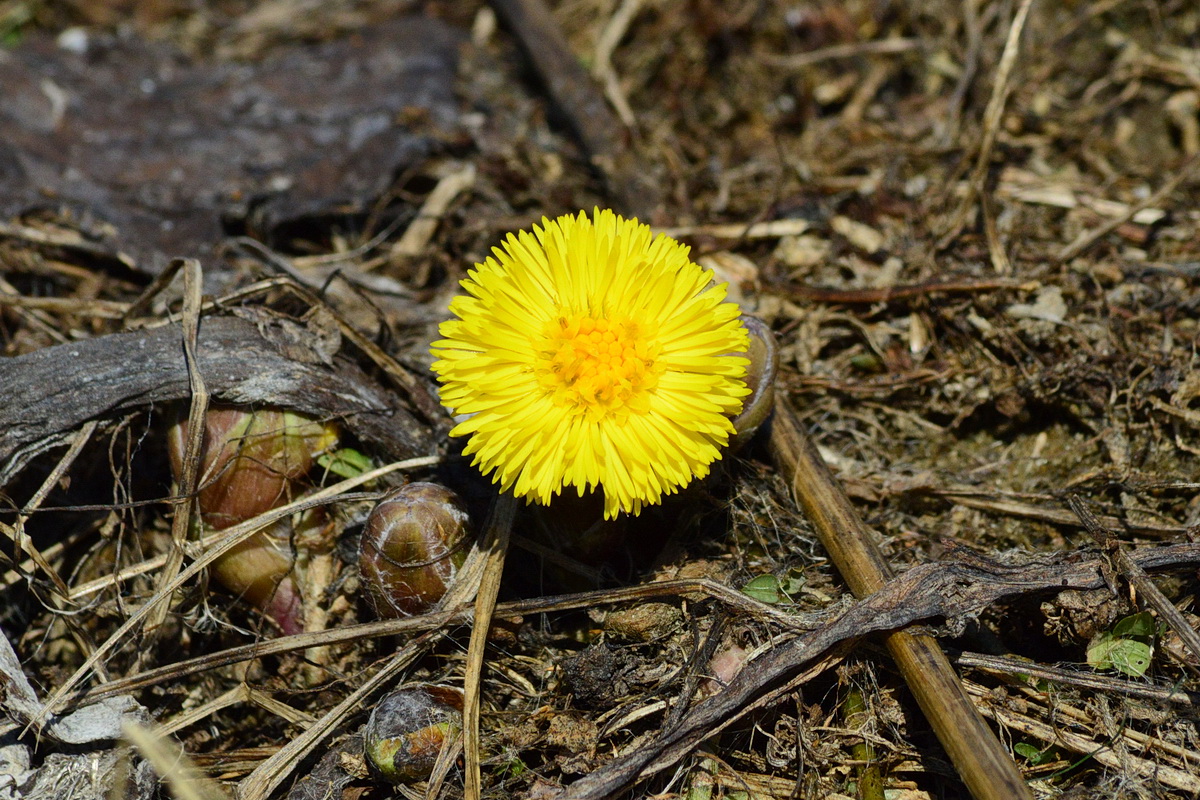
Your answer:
167;406;338;635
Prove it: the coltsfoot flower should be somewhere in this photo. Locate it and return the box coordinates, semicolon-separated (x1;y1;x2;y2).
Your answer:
431;208;750;518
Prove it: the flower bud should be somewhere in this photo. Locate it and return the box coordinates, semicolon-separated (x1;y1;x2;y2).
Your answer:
167;406;338;635
364;684;464;784
167;406;338;530
204;520;306;636
730;315;778;450
359;482;471;617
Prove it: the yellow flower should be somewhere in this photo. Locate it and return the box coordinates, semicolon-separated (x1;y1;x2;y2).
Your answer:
431;209;750;519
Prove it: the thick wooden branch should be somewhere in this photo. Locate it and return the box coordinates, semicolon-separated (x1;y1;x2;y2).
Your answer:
0;315;436;481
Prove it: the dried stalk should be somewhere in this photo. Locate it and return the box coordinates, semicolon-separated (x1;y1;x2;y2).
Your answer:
768;395;1031;800
38;456;438;724
463;494;518;800
141;258;208;666
939;0;1036;248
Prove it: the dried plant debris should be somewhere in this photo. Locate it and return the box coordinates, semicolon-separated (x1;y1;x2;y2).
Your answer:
2;1;1200;800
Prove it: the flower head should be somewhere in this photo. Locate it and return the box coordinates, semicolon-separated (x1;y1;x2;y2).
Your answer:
431;208;750;518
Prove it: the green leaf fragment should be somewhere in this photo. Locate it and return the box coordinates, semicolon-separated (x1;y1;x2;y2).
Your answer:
1112;610;1156;638
1087;632;1153;677
317;447;373;479
1015;741;1063;766
741;574;783;604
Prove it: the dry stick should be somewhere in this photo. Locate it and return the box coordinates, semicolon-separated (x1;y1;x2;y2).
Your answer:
763;37;923;69
0;219;135;264
0;525;88;596
941;0;983;147
83;577;809;703
226;278;444;423
548;542;1200;800
131;274;442;423
964;681;1200;794
1013;682;1200;771
0;276;68;346
1054;152;1200;263
463;494;518;800
657;219;810;240
939;0;1036;249
0;293;128;318
65;490;385;601
160;686;248;737
386;163;477;262
932;489;1188;539
981;191;1013;275
951;650;1200;706
768;396;1031;800
1066;494;1200;667
591;0;642;128
140;258;209;667
782;276;1028;305
122;255;185;322
237;632;440;800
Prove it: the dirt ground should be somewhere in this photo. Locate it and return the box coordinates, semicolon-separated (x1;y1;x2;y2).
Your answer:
2;1;1200;799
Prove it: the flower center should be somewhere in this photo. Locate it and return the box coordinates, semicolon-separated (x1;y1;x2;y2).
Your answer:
537;314;662;416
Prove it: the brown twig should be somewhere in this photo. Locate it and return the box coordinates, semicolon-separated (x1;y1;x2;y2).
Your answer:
966;680;1200;793
551;535;1200;799
80;577;814;704
768;396;1031;800
981;190;1013;274
463;494;517;800
140;258;208;666
951;650;1200;706
237;631;443;800
928;488;1190;539
236;491;518;800
763;37;923;70
487;0;658;217
590;0;642;128
0;315;434;483
36;457;436;725
941;0;983;147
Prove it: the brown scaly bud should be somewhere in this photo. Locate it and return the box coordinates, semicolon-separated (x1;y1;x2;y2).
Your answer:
359;482;471;618
730;314;778;451
364;684;464;784
167;406;338;635
167;406;337;530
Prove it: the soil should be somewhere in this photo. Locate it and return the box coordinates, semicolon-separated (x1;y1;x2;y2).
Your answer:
1;1;1199;799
